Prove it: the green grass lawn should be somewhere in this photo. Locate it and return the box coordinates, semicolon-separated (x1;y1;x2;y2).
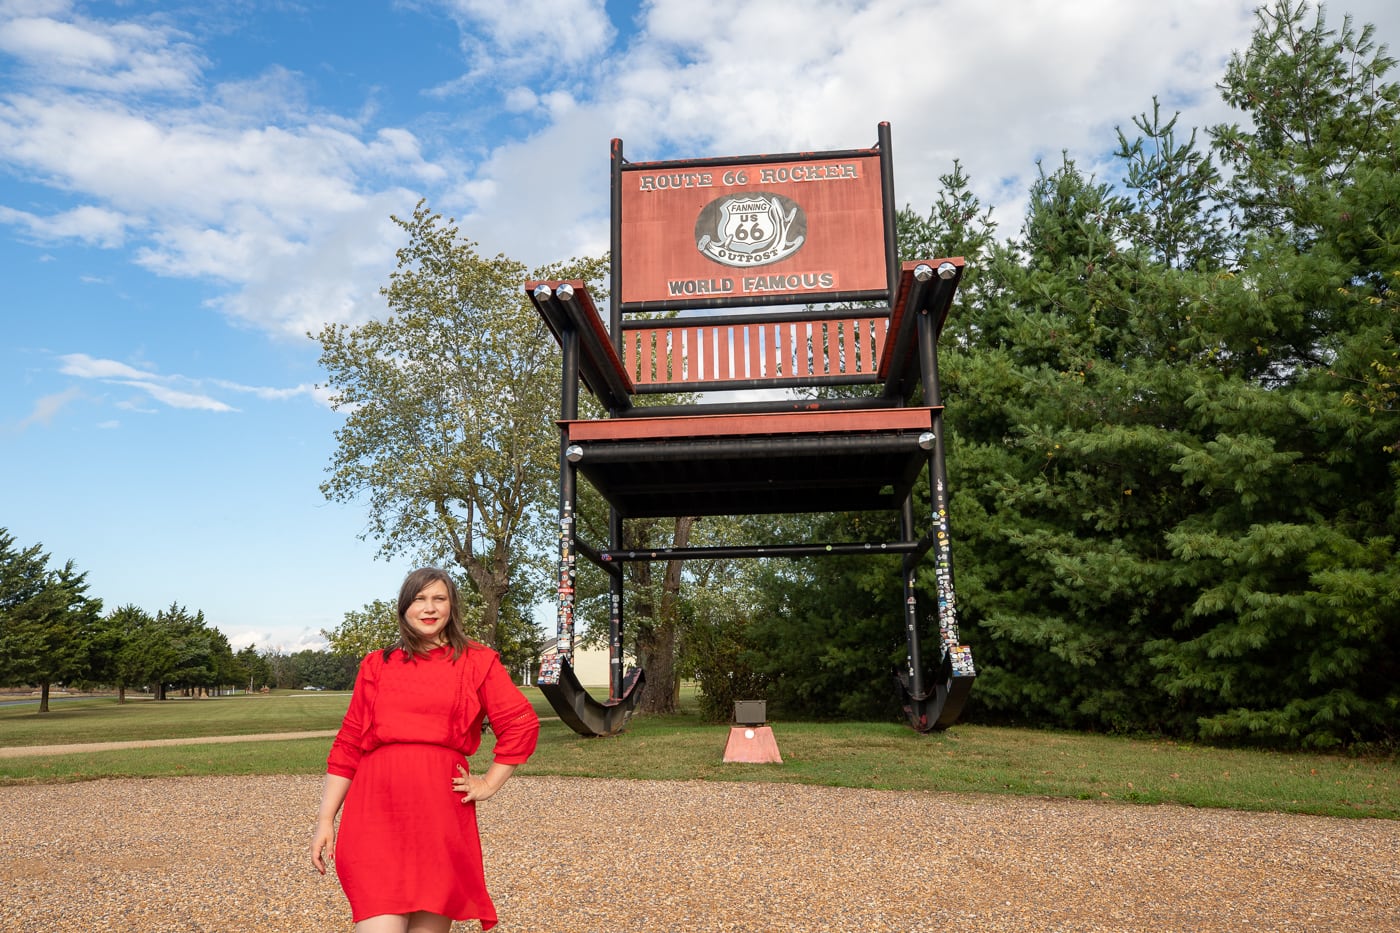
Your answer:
0;690;354;744
1;689;1395;819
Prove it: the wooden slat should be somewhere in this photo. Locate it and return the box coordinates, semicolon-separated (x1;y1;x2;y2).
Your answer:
746;323;763;380
622;314;897;388
870;316;888;375
622;331;637;383
686;323;705;381
639;330;658;385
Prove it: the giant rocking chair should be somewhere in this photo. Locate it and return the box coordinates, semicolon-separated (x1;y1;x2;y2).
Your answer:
529;123;974;735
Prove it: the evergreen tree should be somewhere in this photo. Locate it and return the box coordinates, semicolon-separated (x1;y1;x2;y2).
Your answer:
935;154;1214;732
141;603;218;699
37;562;102;711
1115;97;1234;271
236;644;272;691
0;532;103;712
0;529;52;688
87;604;153;702
942;1;1400;747
748;512;909;720
1142;0;1400;747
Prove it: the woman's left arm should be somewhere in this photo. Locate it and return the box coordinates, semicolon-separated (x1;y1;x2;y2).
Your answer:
452;651;540;803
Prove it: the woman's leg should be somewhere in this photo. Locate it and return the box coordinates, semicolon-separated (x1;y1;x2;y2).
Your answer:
405;911;453;933
354;914;409;933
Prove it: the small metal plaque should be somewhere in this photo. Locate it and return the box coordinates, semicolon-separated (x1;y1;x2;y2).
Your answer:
733;700;767;725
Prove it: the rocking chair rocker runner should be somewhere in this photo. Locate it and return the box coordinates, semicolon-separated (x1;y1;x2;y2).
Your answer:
529;123;975;735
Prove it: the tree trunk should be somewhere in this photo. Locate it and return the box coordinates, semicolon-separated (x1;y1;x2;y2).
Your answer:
635;517;694;715
39;681;50;713
658;517;693;710
480;595;501;649
454;548;509;649
118;685;126;704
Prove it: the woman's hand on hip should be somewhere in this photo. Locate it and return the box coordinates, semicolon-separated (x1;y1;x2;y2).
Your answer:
453;763;497;803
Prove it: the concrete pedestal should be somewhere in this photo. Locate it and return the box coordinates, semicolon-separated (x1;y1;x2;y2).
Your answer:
722;725;783;763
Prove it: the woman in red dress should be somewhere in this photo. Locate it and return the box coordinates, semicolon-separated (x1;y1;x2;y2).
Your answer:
311;567;540;932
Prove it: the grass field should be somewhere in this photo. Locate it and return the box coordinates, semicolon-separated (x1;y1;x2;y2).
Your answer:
1;689;1395;819
0;690;353;744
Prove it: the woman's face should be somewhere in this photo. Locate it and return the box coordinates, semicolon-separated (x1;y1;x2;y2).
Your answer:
405;579;452;644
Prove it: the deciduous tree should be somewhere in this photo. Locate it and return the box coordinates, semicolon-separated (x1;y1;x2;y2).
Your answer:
316;201;605;648
322;599;398;659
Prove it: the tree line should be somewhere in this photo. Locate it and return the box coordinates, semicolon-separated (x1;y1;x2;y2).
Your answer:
315;2;1398;750
738;2;1400;749
0;528;359;710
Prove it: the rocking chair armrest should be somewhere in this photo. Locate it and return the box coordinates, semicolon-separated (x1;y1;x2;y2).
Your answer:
527;279;634;412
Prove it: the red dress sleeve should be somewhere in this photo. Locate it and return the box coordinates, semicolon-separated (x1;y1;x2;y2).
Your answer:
476;650;539;766
327;652;379;779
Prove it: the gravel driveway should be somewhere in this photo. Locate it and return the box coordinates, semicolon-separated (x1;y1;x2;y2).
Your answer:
2;774;1396;932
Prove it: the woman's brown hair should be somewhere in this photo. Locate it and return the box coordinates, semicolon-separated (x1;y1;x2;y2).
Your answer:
384;567;471;661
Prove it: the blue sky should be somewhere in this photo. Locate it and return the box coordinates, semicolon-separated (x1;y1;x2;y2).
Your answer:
3;0;1397;653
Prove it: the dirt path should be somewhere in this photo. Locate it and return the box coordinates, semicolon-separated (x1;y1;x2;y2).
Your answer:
0;730;337;758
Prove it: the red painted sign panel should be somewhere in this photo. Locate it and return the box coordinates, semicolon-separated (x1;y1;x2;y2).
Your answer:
619;151;888;308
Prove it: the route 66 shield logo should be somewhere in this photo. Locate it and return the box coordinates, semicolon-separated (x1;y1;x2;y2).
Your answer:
695;192;806;267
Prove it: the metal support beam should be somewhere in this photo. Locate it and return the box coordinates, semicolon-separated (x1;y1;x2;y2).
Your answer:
600;540;920;562
608;508;624;702
899;495;926;704
555;326;580;664
574;535;622;578
571;432;927;464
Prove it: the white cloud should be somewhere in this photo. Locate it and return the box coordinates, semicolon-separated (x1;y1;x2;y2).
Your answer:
121;379;236;412
52;350;339;417
442;0;614;71
4;0;1400;352
194;191;409;338
607;0;1259;232
0;15;118;67
211;379;325;403
58;352;156;380
0;3;204;93
0;92;421;335
18;384;81;427
228;627;328;653
0;2;439;339
0;98;379;226
502;86;538;112
0;203;129;246
57;353;243;413
439;0;1276;263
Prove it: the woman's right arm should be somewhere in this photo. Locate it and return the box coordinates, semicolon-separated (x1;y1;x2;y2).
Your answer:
312;654;375;874
310;773;352;874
